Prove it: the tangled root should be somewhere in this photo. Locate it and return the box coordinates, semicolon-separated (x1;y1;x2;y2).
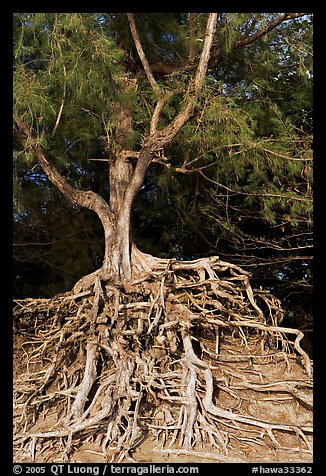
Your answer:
13;256;313;463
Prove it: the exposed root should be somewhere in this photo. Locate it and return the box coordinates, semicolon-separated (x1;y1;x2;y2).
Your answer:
13;255;313;463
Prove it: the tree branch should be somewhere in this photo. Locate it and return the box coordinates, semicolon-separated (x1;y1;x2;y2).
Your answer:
14;118;113;224
123;13;218;210
199;169;311;202
150;92;172;136
194;12;218;90
127;13;160;94
143;13;307;79
188;13;196;63
123;147;153;210
234;13;306;49
150;12;218;149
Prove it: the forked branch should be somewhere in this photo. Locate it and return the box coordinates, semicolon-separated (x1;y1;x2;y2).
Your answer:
148;12;218;149
124;13;218;208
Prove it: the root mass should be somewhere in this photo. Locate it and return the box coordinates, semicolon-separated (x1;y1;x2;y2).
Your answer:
13;255;313;463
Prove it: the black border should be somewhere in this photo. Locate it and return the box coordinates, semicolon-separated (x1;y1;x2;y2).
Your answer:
6;4;321;474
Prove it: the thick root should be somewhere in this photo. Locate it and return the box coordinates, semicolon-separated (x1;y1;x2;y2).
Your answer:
13;256;312;463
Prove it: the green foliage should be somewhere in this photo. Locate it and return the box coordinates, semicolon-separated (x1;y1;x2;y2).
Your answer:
14;13;127;168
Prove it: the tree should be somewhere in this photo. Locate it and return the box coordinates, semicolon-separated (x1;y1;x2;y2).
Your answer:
15;12;219;282
13;13;313;463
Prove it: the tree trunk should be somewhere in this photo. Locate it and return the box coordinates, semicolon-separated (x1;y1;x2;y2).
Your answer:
105;155;133;280
14;118;154;284
101;205;132;281
103;147;153;281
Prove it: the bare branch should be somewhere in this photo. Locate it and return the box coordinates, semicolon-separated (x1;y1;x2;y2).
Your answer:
199;169;311;202
123;13;218;209
150;92;172;136
14;118;113;222
127;13;160;94
194;12;218;90
150;12;218;150
124;148;154;211
234;13;307;49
